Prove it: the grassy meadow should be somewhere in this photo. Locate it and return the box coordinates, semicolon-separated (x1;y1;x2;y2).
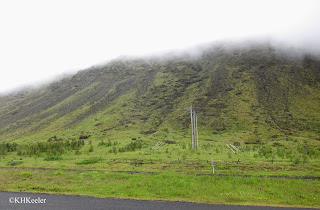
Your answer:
1;124;320;208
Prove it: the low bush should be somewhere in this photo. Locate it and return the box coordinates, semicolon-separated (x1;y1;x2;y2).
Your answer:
76;157;102;165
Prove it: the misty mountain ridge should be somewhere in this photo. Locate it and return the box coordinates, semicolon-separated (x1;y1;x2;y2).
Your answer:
0;42;319;145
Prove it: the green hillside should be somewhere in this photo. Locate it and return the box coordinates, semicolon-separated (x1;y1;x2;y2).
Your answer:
0;44;319;145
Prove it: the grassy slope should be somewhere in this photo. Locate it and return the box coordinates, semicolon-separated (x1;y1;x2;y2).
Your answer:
0;45;319;144
0;44;320;208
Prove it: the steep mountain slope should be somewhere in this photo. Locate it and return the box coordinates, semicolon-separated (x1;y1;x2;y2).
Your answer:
0;44;319;145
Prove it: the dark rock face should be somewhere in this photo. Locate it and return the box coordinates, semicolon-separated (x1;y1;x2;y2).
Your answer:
79;134;91;139
165;140;176;144
233;142;240;146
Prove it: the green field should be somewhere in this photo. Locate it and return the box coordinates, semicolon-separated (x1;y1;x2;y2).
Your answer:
1;130;320;208
1;168;319;208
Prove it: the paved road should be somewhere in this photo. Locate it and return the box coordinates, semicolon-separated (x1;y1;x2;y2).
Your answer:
0;191;317;210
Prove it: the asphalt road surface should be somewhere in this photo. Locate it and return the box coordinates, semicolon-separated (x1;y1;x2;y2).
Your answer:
0;191;317;210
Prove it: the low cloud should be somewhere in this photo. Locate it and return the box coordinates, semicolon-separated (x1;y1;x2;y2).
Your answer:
0;0;319;95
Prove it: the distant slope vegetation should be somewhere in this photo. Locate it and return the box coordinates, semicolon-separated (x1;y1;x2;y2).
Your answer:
0;44;319;144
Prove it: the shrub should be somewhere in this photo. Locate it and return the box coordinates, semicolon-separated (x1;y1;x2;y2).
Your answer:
258;146;273;158
106;140;112;147
89;145;94;152
276;147;285;159
293;154;302;164
98;140;106;146
15;139;85;157
118;142;142;153
76;157;102;165
0;142;18;155
44;155;62;161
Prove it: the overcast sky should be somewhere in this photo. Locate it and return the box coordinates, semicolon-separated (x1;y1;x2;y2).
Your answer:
0;0;320;93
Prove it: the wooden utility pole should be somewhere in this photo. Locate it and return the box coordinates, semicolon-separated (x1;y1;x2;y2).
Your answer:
211;158;215;174
190;105;198;149
190;105;194;149
195;113;198;149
